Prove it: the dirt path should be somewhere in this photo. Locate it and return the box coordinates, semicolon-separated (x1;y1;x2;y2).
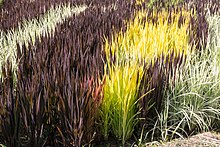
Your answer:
146;132;220;147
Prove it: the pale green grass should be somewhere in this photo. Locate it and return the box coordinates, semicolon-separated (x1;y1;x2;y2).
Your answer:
0;4;87;79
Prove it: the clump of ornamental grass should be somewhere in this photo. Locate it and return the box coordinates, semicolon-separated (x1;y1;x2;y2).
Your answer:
187;0;219;51
143;12;220;143
102;32;145;144
109;8;191;65
100;62;144;144
120;8;191;120
100;8;191;145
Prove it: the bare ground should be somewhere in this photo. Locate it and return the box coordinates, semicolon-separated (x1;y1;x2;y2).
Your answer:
145;132;220;147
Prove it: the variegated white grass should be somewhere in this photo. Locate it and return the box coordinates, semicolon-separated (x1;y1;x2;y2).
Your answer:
141;13;220;143
0;4;87;79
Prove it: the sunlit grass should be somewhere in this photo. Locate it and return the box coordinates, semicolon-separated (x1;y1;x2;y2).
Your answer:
136;0;185;8
101;63;144;144
101;8;191;144
109;9;191;66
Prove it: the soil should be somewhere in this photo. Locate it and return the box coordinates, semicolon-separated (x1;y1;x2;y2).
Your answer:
145;132;220;147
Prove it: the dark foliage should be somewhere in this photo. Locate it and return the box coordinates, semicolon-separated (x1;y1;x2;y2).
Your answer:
187;0;219;51
0;62;21;147
0;0;137;146
0;0;62;31
138;52;185;125
0;0;119;32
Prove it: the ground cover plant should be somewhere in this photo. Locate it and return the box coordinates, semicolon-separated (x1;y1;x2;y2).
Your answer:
0;0;219;146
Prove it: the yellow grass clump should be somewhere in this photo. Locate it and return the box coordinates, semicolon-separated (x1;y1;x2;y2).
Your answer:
106;8;192;66
101;8;192;144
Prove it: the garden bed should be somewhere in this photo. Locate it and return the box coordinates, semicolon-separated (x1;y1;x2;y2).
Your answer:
0;0;219;146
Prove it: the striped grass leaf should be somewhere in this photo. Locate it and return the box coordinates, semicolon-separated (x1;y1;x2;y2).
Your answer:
145;12;220;142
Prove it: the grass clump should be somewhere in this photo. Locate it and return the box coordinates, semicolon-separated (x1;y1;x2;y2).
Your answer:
100;8;191;145
102;35;145;144
109;8;191;66
122;8;191;121
100;63;144;144
143;12;220;143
